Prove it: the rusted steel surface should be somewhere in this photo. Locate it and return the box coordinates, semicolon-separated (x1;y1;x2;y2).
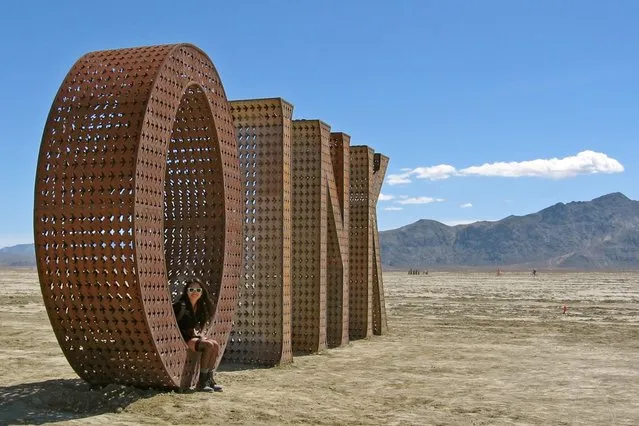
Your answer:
34;44;242;389
290;120;330;353
226;98;293;365
371;154;389;335
36;43;389;380
326;132;350;348
348;148;388;339
348;146;374;340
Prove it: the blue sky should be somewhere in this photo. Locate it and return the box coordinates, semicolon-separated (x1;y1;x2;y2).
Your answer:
1;1;638;247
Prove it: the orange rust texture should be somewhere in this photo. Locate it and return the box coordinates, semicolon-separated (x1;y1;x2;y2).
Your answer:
371;154;389;335
36;43;389;383
348;147;388;340
348;146;374;340
326;132;350;348
34;44;242;389
290;120;330;353
226;98;294;365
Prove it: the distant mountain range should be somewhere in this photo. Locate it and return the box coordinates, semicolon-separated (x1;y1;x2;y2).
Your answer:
380;192;639;270
0;244;35;267
4;192;639;270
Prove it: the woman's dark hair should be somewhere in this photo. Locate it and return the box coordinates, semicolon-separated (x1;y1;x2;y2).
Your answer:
178;278;216;326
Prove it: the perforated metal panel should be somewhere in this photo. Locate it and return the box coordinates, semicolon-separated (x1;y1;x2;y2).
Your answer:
348;146;374;340
226;98;293;365
34;44;242;389
326;133;350;348
348;148;388;340
36;43;389;379
290;120;330;353
371;154;389;335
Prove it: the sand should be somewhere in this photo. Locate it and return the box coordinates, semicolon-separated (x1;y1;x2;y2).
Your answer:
1;269;638;425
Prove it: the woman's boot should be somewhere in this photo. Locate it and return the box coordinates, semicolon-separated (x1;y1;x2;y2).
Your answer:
196;372;214;392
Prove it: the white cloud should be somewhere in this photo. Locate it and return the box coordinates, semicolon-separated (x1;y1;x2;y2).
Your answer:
386;164;456;185
459;150;624;179
412;164;457;180
384;206;403;211
396;197;445;205
460;203;473;208
386;150;623;185
386;172;412;185
378;193;395;201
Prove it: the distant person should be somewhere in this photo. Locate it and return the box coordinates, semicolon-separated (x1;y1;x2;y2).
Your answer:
532;269;537;276
173;278;222;392
562;304;567;315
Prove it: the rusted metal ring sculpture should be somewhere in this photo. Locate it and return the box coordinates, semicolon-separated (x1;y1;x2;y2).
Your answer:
34;44;242;389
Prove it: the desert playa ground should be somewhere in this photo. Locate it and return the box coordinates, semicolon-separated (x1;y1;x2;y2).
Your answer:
1;269;638;425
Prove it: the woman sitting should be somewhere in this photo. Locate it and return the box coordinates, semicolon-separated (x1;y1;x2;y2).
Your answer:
173;278;222;392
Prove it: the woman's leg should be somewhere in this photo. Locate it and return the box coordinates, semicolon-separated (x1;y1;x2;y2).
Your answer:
186;337;199;352
187;338;222;391
200;339;222;391
199;339;220;370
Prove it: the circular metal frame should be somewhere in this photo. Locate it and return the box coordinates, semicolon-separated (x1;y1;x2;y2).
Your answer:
34;44;241;389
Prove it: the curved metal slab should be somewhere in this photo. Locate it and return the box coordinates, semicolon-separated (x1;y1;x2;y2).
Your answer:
34;44;241;389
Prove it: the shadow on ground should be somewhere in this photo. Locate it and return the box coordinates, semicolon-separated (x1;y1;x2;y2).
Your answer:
218;362;273;372
0;379;159;424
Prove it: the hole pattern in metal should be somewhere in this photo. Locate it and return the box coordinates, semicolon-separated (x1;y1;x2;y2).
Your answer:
371;154;389;335
326;132;350;348
224;113;388;364
290;120;330;353
34;44;242;389
349;146;375;340
226;98;293;365
35;42;388;375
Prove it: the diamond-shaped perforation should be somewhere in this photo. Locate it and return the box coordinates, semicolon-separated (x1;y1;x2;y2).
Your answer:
36;44;389;380
348;146;374;340
226;98;293;365
370;153;389;335
290;120;331;354
35;44;241;389
326;132;350;348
